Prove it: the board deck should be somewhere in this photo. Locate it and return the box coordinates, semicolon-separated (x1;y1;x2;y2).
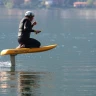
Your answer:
0;44;57;56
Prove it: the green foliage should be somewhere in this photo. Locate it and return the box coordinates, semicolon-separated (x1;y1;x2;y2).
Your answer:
3;0;14;9
20;0;42;9
87;0;94;5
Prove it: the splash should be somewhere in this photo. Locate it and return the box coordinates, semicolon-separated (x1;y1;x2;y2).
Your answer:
0;61;11;67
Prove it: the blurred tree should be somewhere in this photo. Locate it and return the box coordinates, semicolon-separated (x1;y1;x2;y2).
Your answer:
3;0;14;8
13;0;24;6
2;0;24;8
63;0;77;7
20;0;41;9
68;0;77;5
87;0;94;5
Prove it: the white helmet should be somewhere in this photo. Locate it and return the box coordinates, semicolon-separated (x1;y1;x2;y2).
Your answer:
25;11;34;17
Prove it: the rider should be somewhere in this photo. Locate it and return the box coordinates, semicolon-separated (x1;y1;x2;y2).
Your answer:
17;11;41;48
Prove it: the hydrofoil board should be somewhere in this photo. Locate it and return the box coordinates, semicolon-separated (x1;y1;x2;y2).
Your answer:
0;44;57;56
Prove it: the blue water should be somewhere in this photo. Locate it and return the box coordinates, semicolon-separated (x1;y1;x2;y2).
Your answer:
0;8;96;96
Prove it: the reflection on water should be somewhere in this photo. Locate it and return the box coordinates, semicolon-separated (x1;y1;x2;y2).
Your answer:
18;72;41;96
0;64;53;96
0;69;52;96
1;8;96;20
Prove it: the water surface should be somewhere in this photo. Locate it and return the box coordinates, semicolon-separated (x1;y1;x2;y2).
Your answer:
0;8;96;96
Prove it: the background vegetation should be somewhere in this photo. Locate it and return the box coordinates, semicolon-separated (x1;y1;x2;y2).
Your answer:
0;0;95;9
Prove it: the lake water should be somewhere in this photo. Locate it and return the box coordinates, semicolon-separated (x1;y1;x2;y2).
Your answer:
0;8;96;96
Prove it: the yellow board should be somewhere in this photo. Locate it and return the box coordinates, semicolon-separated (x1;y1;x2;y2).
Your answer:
0;44;57;56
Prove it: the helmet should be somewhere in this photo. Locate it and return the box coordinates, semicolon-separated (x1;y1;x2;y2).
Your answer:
25;11;34;17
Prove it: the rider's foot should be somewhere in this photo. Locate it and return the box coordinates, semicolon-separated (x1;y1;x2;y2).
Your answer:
16;44;25;48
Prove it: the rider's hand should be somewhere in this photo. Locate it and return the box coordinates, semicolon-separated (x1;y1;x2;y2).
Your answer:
35;30;41;34
32;21;37;26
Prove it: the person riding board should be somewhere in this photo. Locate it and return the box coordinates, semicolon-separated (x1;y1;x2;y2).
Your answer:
17;11;41;48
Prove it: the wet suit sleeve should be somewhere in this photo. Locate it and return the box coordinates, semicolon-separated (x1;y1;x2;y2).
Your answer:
24;20;35;32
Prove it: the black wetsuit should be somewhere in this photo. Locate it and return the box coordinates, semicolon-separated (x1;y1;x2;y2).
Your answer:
18;17;41;48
